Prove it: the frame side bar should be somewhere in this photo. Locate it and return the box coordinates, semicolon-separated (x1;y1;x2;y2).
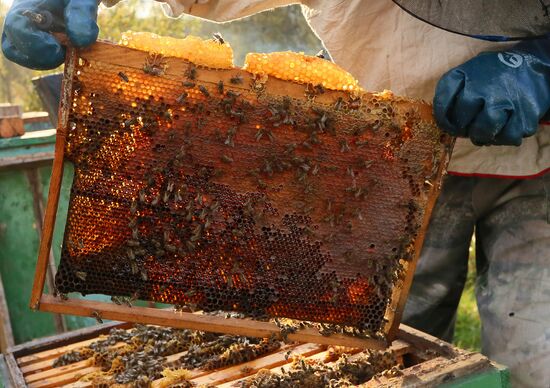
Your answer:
29;47;76;310
386;139;456;340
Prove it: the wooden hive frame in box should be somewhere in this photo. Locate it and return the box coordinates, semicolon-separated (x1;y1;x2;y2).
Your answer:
30;37;453;349
4;323;503;388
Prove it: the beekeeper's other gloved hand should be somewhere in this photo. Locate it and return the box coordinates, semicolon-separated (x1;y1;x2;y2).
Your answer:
434;39;550;146
2;0;99;70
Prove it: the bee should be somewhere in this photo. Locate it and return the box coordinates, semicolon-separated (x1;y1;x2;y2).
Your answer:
75;271;87;281
143;53;167;76
255;127;274;142
229;109;245;123
262;159;273;176
111;295;123;305
348;96;362;110
333;96;344;110
182;81;195;88
130;200;138;215
199;208;208;220
151;193;160;206
226;90;241;100
191;224;203;241
314;111;328;132
225;126;237;147
176;92;188;103
221;154;233;164
198;85;210;97
59;293;68;301
315;49;325;59
230;74;244;84
167;181;175;193
318;323;333;337
356;139;369;148
185;65;197;80
131;260;138;275
231;228;244;237
128;291;139;306
363;159;374;169
91;311;103;324
284;143;297;156
123;117;138;129
301;140;312;150
117;71;129;82
226;276;234;287
311;164;320;176
127;239;140;247
339;139;351;153
213;32;225;44
217;80;224;94
140;268;148;281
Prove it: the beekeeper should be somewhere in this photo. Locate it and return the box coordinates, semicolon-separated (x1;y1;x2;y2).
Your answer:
3;1;549;386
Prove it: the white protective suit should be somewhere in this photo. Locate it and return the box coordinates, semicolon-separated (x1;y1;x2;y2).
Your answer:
147;0;550;178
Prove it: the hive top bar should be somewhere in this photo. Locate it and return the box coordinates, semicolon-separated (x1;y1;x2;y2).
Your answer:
48;33;452;342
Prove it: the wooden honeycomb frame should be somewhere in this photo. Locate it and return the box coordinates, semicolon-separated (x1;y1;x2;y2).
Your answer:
30;39;453;348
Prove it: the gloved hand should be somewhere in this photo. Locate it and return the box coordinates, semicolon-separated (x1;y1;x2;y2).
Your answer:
433;39;550;146
2;0;99;70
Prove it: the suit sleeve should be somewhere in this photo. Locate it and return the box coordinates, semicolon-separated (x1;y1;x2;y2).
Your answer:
103;0;302;22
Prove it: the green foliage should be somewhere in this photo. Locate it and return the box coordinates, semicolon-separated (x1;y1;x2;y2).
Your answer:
0;0;322;111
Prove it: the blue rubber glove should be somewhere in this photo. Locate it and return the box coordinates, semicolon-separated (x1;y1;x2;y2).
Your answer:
434;39;550;146
2;0;99;70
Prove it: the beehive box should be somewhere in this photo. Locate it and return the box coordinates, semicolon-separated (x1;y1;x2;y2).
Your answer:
0;104;24;138
31;34;453;347
2;322;506;388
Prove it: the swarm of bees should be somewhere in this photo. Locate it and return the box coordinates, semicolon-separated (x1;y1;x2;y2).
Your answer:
53;324;280;386
240;350;400;388
53;324;400;387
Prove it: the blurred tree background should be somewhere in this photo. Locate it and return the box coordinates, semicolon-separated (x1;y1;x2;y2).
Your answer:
0;0;322;111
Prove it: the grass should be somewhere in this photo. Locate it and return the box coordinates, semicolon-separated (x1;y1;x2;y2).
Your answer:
453;240;482;352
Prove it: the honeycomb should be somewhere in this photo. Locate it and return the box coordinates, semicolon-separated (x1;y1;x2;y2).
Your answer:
54;35;452;338
120;31;234;69
244;51;361;91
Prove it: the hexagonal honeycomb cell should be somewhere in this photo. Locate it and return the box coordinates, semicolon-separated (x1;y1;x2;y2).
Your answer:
53;34;452;338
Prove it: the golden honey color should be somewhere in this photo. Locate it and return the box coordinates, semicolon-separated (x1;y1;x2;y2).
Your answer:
120;31;361;91
120;31;235;69
244;51;361;91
